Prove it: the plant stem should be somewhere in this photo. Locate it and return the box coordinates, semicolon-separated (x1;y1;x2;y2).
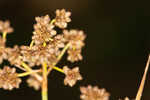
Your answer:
48;65;64;74
21;61;43;81
56;42;70;63
17;69;41;77
2;32;7;39
50;19;56;25
135;55;150;100
47;43;70;74
42;62;48;100
21;62;32;71
30;40;34;48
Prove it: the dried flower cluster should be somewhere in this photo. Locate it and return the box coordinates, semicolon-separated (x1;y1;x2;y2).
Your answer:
0;66;21;90
80;85;110;100
0;9;145;100
0;9;86;100
63;66;82;87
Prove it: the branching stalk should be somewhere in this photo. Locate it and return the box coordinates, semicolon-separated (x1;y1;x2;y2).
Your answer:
18;69;41;77
42;62;48;100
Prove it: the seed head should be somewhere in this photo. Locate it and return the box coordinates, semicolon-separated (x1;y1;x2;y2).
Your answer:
63;66;82;87
21;44;60;66
80;85;110;100
0;20;13;33
63;29;86;49
55;9;71;28
7;45;22;67
67;49;83;62
0;66;21;90
32;15;56;45
27;76;42;90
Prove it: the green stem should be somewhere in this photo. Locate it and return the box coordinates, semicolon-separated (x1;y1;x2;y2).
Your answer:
42;62;48;100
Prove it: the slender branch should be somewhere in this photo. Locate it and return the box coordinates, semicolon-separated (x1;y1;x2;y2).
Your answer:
21;62;32;71
18;69;41;77
50;19;56;25
135;55;150;100
30;40;34;48
48;65;64;74
21;61;43;81
2;32;7;40
56;42;70;63
47;43;70;74
42;62;48;100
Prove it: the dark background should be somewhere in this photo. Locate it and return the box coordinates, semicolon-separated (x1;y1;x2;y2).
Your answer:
0;0;150;100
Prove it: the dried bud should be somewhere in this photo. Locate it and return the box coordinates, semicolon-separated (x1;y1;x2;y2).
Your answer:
55;9;71;28
0;20;13;33
80;85;110;100
67;49;83;62
27;76;42;90
63;66;82;87
0;66;21;90
63;29;86;49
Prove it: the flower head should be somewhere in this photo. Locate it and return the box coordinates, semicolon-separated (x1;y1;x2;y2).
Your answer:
32;15;56;45
27;76;42;90
67;49;83;62
0;66;21;90
55;9;71;28
63;66;82;87
7;45;22;67
21;44;60;66
63;29;86;49
0;20;13;33
80;85;110;100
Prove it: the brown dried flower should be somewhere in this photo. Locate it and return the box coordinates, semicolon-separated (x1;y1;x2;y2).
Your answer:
80;85;110;100
20;44;60;66
55;9;71;28
67;49;83;62
0;66;21;90
63;29;86;49
27;76;42;90
51;34;66;49
32;15;56;45
7;45;22;67
0;20;13;33
63;66;82;87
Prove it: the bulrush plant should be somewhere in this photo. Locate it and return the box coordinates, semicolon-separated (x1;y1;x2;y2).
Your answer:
0;9;85;100
0;9;149;100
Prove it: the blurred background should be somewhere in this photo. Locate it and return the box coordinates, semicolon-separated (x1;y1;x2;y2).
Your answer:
0;0;150;100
